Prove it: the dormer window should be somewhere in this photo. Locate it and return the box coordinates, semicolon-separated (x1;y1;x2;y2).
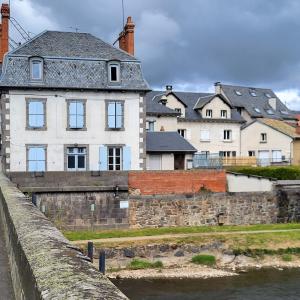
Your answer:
206;109;212;118
108;61;120;83
249;90;257;97
30;58;43;81
235;90;242;96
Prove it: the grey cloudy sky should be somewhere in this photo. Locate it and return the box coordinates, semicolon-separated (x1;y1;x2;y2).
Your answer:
6;0;300;109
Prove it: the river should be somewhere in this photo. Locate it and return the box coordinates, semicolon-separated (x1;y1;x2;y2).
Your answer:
113;268;300;300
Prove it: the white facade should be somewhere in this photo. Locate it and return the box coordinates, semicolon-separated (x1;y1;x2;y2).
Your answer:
146;153;193;170
241;121;293;163
7;89;144;172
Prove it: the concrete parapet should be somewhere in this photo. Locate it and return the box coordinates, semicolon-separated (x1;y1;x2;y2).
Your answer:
0;172;128;299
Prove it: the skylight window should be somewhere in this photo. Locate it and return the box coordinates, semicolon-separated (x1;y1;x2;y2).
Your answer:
265;93;272;98
266;109;274;115
249;90;257;97
280;110;289;115
235;90;242;96
254;107;261;113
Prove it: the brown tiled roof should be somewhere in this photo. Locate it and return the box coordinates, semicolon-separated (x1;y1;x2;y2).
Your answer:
259;118;300;139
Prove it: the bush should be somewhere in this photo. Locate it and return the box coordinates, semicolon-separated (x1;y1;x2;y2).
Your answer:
191;254;216;266
228;166;300;180
128;259;163;270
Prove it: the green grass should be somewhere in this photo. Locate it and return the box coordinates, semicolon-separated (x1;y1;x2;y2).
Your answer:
228;166;300;180
191;254;216;266
63;223;300;241
127;259;163;270
282;254;293;262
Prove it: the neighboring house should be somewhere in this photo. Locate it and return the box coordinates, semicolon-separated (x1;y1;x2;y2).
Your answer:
146;132;196;170
145;88;244;158
241;118;300;165
216;83;296;124
0;14;150;172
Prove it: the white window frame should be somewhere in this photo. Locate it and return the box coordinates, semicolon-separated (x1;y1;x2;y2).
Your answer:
223;130;232;141
248;151;256;157
108;147;123;171
30;58;43;81
178;129;186;138
67;147;87;171
147;121;155;132
220;110;227;118
260;133;267;143
206;109;212;118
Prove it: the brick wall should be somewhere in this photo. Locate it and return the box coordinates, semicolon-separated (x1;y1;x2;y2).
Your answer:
129;170;226;195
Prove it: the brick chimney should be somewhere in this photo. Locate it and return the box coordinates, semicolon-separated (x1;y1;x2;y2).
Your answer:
0;3;9;64
119;16;135;56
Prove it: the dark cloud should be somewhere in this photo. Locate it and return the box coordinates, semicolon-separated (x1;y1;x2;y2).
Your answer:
6;0;300;107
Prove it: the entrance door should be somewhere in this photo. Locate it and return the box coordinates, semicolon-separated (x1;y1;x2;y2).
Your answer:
148;154;162;170
258;150;270;166
174;154;185;170
272;150;282;163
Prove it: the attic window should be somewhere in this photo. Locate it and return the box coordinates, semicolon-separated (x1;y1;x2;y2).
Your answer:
108;62;120;83
30;58;43;81
254;107;261;113
235;90;242;96
265;93;272;98
266;109;274;115
249;90;257;97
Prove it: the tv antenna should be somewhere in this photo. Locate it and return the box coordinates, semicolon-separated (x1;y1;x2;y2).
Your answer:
122;0;125;27
69;26;80;33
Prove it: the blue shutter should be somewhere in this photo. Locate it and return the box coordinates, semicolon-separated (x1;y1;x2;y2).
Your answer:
99;146;108;171
123;146;131;171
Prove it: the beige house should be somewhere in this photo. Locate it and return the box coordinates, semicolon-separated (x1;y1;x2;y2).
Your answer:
146;90;244;160
241;118;300;165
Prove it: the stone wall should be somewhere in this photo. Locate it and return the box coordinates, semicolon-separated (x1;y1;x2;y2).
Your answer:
0;172;128;299
35;191;129;230
277;187;300;223
129;170;226;195
129;192;278;228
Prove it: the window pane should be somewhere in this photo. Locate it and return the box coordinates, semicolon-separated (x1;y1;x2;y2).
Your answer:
28;161;36;172
68;156;75;169
115;148;121;156
108;165;114;171
35;148;45;160
116;103;122;115
116;157;120;165
32;61;41;79
108;148;114;156
68;147;74;154
110;66;117;81
108;103;115;115
77;156;85;169
69;102;77;114
76;115;84;128
108;115;116;128
116;165;121;170
76;102;84;115
109;157;114;164
115;115;122;128
34;115;44;127
36;161;45;171
29;101;43;114
69;115;77;128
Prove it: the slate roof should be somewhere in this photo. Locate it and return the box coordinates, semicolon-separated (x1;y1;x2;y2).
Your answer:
220;84;296;121
146;132;197;153
145;90;245;123
0;31;150;91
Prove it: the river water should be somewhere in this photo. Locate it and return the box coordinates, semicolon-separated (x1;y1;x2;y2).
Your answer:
113;269;300;300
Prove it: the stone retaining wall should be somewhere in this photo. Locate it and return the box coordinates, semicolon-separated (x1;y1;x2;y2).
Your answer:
0;172;128;299
36;191;129;230
129;192;278;228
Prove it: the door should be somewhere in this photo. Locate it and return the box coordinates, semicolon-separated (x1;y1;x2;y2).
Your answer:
148;154;162;170
174;154;185;170
258;150;270;166
272;150;282;163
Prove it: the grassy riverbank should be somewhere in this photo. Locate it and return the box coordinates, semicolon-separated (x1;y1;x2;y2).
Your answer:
64;223;300;241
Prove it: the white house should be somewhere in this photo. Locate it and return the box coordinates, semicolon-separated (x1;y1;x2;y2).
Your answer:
0;17;150;173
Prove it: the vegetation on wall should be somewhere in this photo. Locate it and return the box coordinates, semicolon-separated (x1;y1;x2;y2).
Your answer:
228;166;300;180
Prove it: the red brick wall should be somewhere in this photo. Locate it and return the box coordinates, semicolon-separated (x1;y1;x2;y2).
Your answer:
129;170;226;195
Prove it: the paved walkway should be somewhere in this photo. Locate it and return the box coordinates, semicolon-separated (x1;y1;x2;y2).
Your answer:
70;228;300;245
0;223;15;300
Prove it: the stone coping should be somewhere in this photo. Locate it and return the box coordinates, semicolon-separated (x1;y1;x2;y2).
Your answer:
0;172;128;299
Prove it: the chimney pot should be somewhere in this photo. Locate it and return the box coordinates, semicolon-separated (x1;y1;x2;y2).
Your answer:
0;3;9;64
166;85;173;91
